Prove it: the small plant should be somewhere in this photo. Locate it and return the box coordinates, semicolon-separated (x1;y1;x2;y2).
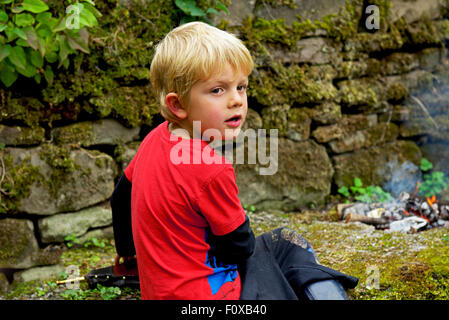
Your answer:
338;177;392;203
242;203;256;213
61;288;87;300
418;158;449;197
94;284;121;300
84;237;106;248
174;0;229;25
64;233;80;248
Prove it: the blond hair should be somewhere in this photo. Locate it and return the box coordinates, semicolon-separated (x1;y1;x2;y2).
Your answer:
150;21;254;123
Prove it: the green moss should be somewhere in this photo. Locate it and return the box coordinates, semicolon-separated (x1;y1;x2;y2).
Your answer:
0;151;42;214
38;144;81;198
53;122;94;146
249;63;337;108
337;80;378;107
386;82;409;102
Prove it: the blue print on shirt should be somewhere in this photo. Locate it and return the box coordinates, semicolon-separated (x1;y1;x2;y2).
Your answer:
204;232;238;295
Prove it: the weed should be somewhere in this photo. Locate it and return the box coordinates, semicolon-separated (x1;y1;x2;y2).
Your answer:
338;177;392;203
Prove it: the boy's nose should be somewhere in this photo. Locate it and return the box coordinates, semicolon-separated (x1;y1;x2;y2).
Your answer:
228;90;243;108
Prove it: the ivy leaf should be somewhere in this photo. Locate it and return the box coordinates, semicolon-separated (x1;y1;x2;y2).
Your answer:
215;1;229;15
13;27;27;40
0;0;13;4
58;34;73;68
66;30;90;53
206;8;219;15
16;61;37;77
15;13;35;27
7;45;27;70
22;0;49;14
0;10;8;23
0;60;18;87
175;0;205;17
30;49;43;68
44;65;54;85
79;4;98;28
0;44;11;62
23;26;39;50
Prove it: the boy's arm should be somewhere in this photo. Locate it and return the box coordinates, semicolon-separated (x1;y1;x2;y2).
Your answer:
110;173;136;257
207;215;255;265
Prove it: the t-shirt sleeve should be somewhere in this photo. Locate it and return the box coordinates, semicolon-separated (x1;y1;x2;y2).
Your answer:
124;153;136;182
196;166;246;236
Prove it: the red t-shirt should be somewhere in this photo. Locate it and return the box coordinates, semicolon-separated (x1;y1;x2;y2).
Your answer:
124;121;245;300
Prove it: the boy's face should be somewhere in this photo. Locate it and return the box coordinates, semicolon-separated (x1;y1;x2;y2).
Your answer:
183;63;249;141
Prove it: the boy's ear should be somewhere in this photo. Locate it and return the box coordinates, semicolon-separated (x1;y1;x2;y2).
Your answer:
165;93;187;120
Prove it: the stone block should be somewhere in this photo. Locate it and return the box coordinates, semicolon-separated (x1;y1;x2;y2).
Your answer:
51;119;140;146
0;125;45;146
3;145;117;215
38;205;113;243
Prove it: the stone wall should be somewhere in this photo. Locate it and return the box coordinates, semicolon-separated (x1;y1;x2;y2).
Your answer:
1;0;449;285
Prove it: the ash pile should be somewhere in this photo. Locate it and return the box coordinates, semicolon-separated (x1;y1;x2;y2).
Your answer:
337;192;449;233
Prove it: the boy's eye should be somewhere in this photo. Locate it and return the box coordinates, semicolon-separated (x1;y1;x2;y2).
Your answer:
211;88;223;94
237;84;247;92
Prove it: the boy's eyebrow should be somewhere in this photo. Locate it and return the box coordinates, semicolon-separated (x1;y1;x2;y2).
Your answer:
206;76;249;86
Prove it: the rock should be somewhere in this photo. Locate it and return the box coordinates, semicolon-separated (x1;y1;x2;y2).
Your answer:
336;79;379;107
419;141;449;175
51;119;140;146
0;125;45;146
269;37;342;65
212;0;256;27
262;104;290;136
332;140;422;188
0;272;8;293
287;108;311;141
4;145;117;215
311;114;378;143
418;47;444;72
328;123;399;153
253;0;348;26
0;219;60;269
38;205;113;243
77;226;114;247
242;108;263;130
13;264;65;283
380;52;420;76
114;141;141;173
234;138;334;210
306;102;342;125
389;0;443;24
336;59;381;79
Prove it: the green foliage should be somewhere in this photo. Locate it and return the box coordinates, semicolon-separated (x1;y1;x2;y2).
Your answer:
174;0;229;25
417;158;449;197
64;233;80;248
94;284;121;300
0;0;101;87
420;157;433;172
84;237;106;248
419;171;449;197
338;177;392;203
243;203;256;212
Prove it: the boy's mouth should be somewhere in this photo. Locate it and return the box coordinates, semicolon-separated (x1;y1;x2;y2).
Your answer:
224;114;242;127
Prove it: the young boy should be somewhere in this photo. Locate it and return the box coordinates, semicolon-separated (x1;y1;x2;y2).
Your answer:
111;22;358;300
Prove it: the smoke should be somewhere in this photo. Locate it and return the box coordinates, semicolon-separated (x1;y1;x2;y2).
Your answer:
379;159;422;198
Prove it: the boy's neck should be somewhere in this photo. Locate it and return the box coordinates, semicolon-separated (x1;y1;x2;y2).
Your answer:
168;122;195;140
